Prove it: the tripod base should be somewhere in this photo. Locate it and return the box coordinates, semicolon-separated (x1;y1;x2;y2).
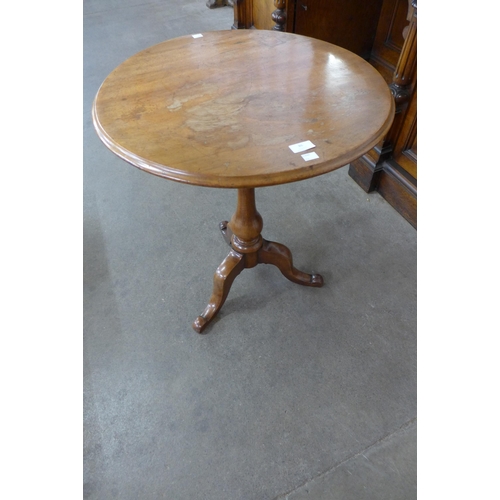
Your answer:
193;199;323;334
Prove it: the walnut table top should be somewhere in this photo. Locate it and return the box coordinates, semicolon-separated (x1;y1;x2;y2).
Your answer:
93;30;394;189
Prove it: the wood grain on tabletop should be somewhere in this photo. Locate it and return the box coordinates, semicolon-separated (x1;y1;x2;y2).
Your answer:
93;30;394;188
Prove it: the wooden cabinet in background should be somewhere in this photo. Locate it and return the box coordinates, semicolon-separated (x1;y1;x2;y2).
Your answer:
349;0;417;228
229;0;417;227
291;0;385;60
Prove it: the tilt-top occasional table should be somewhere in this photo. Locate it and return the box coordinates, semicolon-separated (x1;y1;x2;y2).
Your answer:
92;30;394;333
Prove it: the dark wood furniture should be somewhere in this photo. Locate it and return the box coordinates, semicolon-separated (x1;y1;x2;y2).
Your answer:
232;0;417;227
93;30;394;333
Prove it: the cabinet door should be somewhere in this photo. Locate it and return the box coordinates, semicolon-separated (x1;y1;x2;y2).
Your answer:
293;0;384;59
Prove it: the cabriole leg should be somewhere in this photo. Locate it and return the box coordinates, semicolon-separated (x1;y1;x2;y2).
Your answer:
258;239;323;287
193;249;245;333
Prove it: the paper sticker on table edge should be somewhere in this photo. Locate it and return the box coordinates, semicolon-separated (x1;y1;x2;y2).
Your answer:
289;140;316;154
301;152;319;161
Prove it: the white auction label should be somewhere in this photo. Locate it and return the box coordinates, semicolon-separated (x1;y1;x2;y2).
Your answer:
301;152;319;161
192;34;203;38
289;140;316;154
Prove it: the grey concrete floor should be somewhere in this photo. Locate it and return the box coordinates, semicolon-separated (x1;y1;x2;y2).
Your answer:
83;1;417;498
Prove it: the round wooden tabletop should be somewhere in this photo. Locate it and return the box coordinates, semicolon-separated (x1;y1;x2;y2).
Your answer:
93;30;394;188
